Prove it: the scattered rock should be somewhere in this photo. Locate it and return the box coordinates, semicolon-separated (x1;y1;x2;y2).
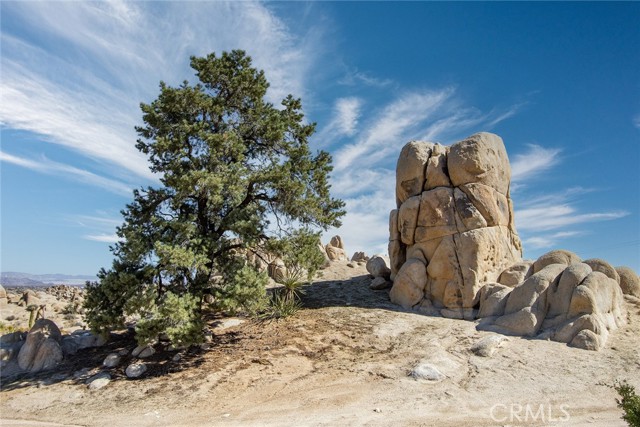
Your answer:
138;346;155;358
125;362;147;378
103;353;121;368
132;344;154;357
73;368;91;380
471;335;509;357
409;363;445;381
324;235;348;261
17;319;63;373
370;277;391;290
172;353;182;362
351;252;369;263
366;256;391;279
87;372;111;390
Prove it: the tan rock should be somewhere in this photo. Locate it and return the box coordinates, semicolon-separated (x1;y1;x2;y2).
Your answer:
447;132;511;195
453;187;487;232
366;256;391;279
454;226;522;309
388;240;406;280
389;209;400;241
389;259;427;309
477;283;512;318
398;195;421;245
459;183;510;227
583;258;619;283
423;143;451;191
616;266;640;297
497;261;533;287
17;319;63;373
532;250;581;273
396;141;433;206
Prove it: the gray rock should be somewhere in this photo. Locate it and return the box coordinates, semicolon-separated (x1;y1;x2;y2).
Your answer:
410;363;445;381
87;372;111;390
103;353;121;368
125;362;147;378
138;346;155;358
471;335;509;357
370;277;391;290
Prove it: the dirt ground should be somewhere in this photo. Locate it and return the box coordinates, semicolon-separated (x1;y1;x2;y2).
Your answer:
1;261;639;426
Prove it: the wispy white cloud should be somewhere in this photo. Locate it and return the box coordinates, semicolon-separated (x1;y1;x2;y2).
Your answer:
84;234;121;243
332;88;455;172
511;144;562;182
516;205;627;232
0;151;132;196
1;1;320;183
634;114;640;129
339;69;393;88
314;97;362;147
523;231;583;249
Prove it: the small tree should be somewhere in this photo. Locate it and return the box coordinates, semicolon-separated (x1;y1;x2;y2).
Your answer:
614;380;640;427
85;50;344;345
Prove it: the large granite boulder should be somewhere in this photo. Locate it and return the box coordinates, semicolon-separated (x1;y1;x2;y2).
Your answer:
390;133;522;320
388;132;629;350
17;319;63;373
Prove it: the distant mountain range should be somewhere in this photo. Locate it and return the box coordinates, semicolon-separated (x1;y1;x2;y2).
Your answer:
0;272;98;288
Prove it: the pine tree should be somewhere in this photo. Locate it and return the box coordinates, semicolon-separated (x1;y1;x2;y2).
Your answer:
84;50;345;345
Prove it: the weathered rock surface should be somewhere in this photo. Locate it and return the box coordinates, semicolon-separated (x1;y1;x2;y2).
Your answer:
388;132;629;350
324;235;348;261
389;133;522;319
616;266;640;298
0;284;7;307
17;319;63;373
366;256;391;279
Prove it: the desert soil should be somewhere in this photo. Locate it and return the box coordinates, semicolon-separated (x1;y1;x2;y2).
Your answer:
1;261;639;426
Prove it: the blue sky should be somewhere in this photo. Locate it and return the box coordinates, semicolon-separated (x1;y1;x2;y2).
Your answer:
1;1;638;275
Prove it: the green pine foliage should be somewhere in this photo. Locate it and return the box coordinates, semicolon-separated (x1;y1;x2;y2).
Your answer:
615;380;640;427
84;50;344;345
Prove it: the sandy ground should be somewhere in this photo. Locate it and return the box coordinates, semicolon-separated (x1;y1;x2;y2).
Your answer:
1;261;639;426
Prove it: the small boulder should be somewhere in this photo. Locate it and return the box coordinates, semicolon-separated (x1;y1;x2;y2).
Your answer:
87;372;111;390
103;353;121;368
409;363;445;381
125;362;147;378
370;277;391;290
351;252;369;263
366;256;391;279
138;346;155;358
17;319;63;373
471;335;509;357
616;266;640;298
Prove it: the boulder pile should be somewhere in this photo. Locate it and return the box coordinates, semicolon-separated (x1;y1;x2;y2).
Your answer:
388;132;634;350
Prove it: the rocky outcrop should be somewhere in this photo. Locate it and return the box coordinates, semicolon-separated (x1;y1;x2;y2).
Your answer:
388;132;630;350
390;133;521;319
477;253;626;351
324;235;348;261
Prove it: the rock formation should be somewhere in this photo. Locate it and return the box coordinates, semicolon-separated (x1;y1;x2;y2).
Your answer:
17;319;63;373
324;235;349;261
388;132;631;350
